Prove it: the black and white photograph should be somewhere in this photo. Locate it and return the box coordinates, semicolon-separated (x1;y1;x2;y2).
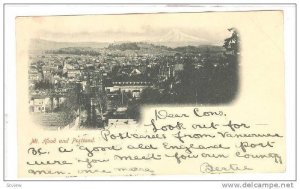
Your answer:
27;14;240;129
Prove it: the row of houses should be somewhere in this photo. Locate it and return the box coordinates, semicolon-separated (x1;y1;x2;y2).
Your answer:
29;96;66;113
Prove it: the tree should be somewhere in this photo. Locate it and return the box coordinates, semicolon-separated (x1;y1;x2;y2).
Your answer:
140;87;161;104
218;28;240;103
223;28;240;56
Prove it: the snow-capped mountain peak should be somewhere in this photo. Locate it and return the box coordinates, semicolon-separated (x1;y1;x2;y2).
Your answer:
157;28;207;42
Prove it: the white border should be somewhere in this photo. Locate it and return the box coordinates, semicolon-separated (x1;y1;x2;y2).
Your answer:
1;2;297;188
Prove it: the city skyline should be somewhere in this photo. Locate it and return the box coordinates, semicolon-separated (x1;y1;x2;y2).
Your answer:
24;13;240;129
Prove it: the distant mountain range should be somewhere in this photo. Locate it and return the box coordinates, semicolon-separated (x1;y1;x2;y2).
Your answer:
30;39;109;53
31;28;218;51
30;38;224;54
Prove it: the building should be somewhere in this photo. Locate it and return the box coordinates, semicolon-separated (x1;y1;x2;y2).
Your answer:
67;69;81;78
107;119;138;127
28;68;43;82
105;81;152;99
29;96;66;113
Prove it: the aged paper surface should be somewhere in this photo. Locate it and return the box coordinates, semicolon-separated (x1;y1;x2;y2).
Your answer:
16;11;285;177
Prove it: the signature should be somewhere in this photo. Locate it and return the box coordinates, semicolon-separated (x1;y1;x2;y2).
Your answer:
200;162;253;174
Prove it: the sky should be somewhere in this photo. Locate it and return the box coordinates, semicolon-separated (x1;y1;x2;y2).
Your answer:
20;12;234;45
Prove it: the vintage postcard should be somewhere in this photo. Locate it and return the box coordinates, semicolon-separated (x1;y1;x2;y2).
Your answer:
16;11;285;177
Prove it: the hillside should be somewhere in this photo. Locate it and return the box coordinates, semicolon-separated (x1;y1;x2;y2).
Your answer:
31;39;224;55
30;39;109;53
